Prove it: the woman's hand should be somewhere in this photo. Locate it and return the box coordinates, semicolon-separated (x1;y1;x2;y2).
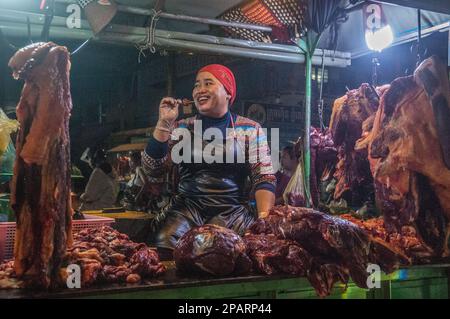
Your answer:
159;97;181;124
255;189;275;219
258;211;269;219
154;97;181;142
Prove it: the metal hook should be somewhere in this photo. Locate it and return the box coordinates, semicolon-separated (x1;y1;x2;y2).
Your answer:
71;38;91;56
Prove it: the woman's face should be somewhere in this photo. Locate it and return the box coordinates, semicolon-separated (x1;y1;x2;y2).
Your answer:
193;71;229;117
281;150;297;171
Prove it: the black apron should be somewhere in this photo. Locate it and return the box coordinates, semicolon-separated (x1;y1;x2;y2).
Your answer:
150;122;256;249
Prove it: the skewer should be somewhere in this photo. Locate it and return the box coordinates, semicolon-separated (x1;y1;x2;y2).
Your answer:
181;98;195;106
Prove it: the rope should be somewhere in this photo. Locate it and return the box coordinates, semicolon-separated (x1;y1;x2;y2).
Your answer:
136;9;162;62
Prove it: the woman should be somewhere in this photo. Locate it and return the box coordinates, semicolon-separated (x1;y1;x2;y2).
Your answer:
275;145;298;205
143;64;276;253
79;149;118;211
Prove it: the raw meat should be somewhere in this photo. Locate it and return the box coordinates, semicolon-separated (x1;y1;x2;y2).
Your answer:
8;42;73;289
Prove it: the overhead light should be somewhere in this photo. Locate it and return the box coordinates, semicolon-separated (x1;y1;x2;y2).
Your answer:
365;25;394;52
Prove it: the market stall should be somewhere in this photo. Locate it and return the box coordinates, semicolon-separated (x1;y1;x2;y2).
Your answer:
0;0;449;299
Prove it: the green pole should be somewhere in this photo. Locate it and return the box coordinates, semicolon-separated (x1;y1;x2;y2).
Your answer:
303;51;312;207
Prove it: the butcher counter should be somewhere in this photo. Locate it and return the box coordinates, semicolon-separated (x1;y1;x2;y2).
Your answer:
0;262;449;299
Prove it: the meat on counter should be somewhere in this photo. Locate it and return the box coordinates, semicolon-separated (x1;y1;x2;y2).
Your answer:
247;205;410;297
174;224;252;276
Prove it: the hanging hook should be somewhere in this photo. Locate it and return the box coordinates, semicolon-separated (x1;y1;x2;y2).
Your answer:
40;0;55;42
27;17;33;44
71;38;91;56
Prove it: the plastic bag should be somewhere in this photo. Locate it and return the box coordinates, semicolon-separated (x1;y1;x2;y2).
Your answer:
283;160;308;207
0;141;16;180
0;109;19;157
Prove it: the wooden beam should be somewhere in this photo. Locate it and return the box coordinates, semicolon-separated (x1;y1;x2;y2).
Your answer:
378;0;450;15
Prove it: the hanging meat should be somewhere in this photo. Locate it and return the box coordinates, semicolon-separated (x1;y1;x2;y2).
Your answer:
174;225;252;277
309;127;337;207
286;127;337;208
368;55;450;257
8;42;73;289
248;205;409;296
329;84;386;207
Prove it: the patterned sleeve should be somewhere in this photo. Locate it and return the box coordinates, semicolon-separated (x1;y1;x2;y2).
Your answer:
248;124;276;193
141;148;169;184
141;122;180;183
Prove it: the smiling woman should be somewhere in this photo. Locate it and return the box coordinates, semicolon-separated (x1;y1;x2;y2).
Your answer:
142;64;276;258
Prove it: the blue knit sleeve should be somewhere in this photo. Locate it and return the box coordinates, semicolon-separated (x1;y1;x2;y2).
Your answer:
255;182;276;194
145;136;169;159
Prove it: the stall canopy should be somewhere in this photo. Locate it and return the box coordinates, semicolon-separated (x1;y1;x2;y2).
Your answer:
0;0;448;62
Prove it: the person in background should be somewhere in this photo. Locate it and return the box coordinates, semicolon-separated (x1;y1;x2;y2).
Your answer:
275;145;298;205
79;149;118;211
127;151;146;189
121;151;152;210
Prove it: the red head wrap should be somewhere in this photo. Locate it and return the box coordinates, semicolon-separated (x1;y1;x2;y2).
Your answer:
198;64;236;105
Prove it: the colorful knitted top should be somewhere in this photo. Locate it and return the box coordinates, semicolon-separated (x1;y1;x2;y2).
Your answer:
142;112;276;194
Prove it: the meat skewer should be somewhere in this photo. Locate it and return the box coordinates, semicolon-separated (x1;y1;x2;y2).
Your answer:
181;98;194;106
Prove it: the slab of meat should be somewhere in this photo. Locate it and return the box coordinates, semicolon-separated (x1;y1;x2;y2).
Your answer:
248;206;409;296
8;42;73;289
243;234;311;276
368;56;450;257
341;214;434;263
329;84;387;206
174;225;252;276
287;127;337;208
309;127;337;207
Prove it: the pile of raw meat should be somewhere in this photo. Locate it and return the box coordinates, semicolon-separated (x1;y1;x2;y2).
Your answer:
0;226;166;289
65;226;165;286
174;206;409;297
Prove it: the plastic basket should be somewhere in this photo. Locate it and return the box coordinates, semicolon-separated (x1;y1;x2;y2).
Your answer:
0;215;115;262
0;222;15;263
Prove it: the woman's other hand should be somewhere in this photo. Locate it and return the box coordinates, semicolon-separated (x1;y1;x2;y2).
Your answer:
154;97;181;142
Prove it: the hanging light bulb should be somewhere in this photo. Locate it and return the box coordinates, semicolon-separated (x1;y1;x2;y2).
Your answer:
365;25;394;52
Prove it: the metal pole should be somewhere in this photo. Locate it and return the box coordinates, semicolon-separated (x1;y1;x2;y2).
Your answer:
0;9;351;59
116;5;272;32
0;19;351;66
167;53;175;96
303;52;312;207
